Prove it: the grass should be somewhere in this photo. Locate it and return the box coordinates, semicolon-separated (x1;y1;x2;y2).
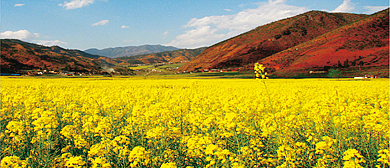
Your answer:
129;65;154;70
128;63;186;71
158;63;186;68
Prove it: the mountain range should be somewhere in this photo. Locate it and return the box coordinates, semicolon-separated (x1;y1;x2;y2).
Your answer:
1;39;108;73
1;8;388;77
0;39;204;73
84;45;180;58
179;8;389;77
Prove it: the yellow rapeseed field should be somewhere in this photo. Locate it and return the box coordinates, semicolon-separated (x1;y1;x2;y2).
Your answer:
0;76;388;168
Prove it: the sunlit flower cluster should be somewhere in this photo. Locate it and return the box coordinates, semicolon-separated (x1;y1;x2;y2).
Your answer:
0;76;388;167
254;63;268;79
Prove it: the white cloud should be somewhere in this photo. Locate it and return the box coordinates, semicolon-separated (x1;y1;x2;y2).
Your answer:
169;26;227;48
363;6;389;14
123;39;132;42
239;4;247;8
166;0;308;48
1;30;68;48
34;40;68;46
224;9;232;12
14;4;24;7
332;0;355;13
121;25;129;28
60;0;94;10
163;30;171;35
1;30;40;40
92;20;109;26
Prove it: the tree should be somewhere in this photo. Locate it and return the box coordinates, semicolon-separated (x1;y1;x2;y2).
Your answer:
338;60;343;68
328;69;341;79
351;60;356;66
343;59;350;68
358;61;364;71
41;64;47;70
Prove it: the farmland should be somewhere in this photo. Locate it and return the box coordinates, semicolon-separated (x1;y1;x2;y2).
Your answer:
0;77;388;167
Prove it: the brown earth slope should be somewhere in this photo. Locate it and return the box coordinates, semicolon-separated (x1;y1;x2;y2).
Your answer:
1;39;119;73
258;8;389;76
179;10;367;72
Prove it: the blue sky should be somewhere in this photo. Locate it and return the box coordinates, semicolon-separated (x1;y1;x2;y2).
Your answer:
1;0;388;50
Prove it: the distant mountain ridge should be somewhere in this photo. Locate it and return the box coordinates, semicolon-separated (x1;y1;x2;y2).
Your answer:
117;47;207;65
0;39;203;73
84;45;180;58
178;10;368;72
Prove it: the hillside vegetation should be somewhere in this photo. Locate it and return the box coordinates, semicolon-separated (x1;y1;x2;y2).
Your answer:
258;8;389;77
0;39;117;73
0;40;205;74
178;9;389;77
179;10;367;72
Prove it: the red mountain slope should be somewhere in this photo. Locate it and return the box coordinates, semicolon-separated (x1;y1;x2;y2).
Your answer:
1;39;118;73
179;10;367;72
258;8;389;76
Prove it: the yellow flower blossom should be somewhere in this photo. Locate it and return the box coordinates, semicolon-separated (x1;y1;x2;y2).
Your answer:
342;149;365;168
128;146;150;167
0;156;27;168
160;162;177;168
0;77;388;167
65;156;86;168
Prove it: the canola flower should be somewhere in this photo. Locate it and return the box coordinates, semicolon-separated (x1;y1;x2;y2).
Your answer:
0;156;27;168
254;63;268;79
0;76;388;167
342;149;365;168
